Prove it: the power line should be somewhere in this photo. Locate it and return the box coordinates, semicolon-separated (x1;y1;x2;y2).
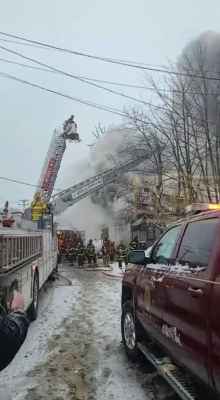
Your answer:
1;31;220;82
1;36;219;80
0;71;125;115
2;45;220;124
0;174;63;190
0;57;218;96
1;71;220;139
0;44;151;107
0;39;219;132
0;57;160;91
0;34;170;68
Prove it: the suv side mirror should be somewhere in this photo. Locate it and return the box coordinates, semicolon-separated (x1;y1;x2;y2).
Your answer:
128;250;146;265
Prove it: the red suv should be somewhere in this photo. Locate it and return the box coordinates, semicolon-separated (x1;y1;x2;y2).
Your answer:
121;204;220;399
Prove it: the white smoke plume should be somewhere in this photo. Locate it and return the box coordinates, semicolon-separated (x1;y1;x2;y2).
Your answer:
57;126;132;242
177;31;220;134
58;32;220;240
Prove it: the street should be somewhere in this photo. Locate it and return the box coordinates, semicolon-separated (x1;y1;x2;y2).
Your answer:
0;264;173;400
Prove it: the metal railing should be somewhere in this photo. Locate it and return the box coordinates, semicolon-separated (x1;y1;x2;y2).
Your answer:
0;234;43;271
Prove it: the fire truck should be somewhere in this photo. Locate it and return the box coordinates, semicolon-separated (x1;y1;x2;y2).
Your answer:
57;229;84;259
0;117;149;320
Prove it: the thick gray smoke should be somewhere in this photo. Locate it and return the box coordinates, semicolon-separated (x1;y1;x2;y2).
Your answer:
178;31;220;134
57;126;132;242
58;32;220;240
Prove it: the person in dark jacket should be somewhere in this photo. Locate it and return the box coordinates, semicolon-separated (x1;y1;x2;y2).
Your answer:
0;291;29;372
76;241;85;268
87;240;97;266
129;237;140;251
68;244;76;266
116;241;128;269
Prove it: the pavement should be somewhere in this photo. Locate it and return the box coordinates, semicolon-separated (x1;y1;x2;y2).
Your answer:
0;262;175;400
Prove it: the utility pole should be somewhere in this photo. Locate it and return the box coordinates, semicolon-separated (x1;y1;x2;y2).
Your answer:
18;199;29;213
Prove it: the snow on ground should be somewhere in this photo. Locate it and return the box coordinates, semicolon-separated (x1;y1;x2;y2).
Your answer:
0;263;172;400
0;274;81;399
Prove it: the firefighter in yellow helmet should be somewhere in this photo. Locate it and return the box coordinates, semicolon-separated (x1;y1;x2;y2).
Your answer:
31;192;47;229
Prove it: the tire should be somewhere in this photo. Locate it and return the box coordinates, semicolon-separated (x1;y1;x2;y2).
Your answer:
121;300;142;361
29;272;39;321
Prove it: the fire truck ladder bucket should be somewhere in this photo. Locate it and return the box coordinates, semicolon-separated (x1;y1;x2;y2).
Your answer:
138;341;203;400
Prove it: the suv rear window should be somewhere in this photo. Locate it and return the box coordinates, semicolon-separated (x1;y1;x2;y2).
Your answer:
177;218;219;268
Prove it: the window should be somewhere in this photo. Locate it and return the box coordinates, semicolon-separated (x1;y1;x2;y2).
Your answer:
177;218;218;268
151;225;181;265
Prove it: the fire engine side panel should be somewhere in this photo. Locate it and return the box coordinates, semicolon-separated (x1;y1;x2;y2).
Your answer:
0;260;37;311
0;230;56;311
38;230;56;288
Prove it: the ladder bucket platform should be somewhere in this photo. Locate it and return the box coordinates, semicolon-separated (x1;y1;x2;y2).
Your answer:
138;342;202;400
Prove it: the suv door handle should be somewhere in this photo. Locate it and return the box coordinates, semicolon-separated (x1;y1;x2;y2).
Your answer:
188;286;203;297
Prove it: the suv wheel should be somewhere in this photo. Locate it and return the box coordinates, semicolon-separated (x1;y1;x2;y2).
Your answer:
121;300;141;361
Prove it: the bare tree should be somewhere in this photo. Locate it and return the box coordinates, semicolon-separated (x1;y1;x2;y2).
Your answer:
123;40;220;220
87;123;107;149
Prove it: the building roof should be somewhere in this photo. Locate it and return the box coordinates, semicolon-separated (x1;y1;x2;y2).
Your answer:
131;216;145;227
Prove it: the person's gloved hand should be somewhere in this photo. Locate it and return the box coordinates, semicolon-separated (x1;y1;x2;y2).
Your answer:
11;291;25;311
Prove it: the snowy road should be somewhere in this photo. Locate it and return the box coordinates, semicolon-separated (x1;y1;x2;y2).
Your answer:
0;263;173;400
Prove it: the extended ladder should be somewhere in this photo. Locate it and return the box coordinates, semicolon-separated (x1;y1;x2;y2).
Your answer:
36;120;80;202
50;152;148;215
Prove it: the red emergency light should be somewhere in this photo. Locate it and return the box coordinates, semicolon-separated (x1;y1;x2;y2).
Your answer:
0;217;15;227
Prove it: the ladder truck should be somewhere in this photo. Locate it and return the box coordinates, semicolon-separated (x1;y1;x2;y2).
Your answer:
0;118;148;321
0;117;80;321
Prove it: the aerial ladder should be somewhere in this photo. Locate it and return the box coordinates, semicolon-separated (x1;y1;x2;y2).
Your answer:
49;152;149;215
35;116;80;202
26;117;149;220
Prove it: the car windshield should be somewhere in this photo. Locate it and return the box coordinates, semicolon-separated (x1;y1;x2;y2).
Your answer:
145;246;152;257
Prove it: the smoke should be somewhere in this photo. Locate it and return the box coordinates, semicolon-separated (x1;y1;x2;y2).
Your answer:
57;126;132;242
179;31;220;71
58;31;220;240
177;31;220;134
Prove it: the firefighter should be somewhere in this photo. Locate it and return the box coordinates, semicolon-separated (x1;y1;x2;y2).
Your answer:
87;239;97;266
58;236;65;259
83;241;88;263
68;244;76;266
117;240;128;269
109;239;115;262
31;192;47;229
76;241;85;268
101;238;110;267
129;236;140;250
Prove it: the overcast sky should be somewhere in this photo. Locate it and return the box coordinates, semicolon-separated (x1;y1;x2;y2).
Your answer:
0;0;219;209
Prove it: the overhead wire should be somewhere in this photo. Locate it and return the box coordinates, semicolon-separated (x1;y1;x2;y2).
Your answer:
0;33;171;68
0;57;219;96
0;71;124;116
0;38;219;141
0;175;63;191
0;44;159;108
1;36;219;80
1;31;220;81
0;33;219;200
1;71;220;144
1;44;220;127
